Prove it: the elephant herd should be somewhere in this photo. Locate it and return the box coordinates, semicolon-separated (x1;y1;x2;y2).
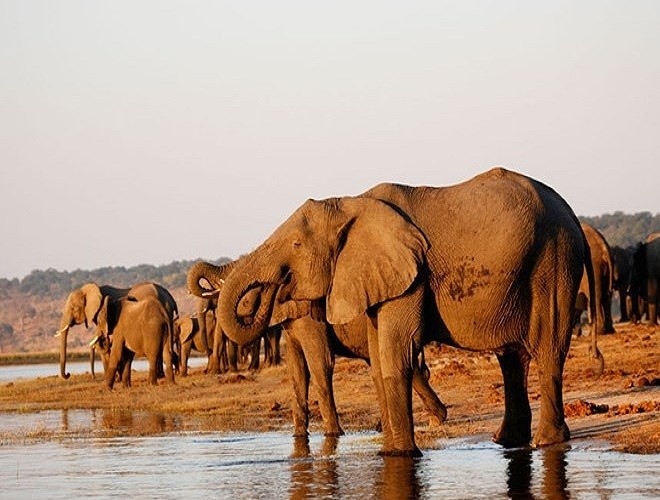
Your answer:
56;168;659;456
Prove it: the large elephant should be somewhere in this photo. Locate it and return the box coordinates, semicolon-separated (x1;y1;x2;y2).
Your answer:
56;282;178;379
190;260;447;437
574;223;615;334
215;167;600;455
611;245;635;322
95;295;175;388
630;232;660;324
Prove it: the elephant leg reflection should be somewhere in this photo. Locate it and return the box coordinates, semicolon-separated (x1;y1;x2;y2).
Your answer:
289;435;340;499
493;348;532;447
320;435;339;457
379;456;422;500
541;444;569;498
504;448;533;498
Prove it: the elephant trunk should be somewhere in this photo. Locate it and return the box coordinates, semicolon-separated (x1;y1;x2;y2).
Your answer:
217;278;280;346
187;260;239;297
90;346;96;379
57;316;71;380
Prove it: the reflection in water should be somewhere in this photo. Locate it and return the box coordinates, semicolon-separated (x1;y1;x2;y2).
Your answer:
505;445;570;499
541;445;570;499
378;456;422;499
1;417;658;499
290;435;340;499
505;448;534;498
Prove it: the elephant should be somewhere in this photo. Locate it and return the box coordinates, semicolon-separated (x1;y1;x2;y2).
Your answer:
173;313;213;376
215;167;601;455
56;282;178;379
574;223;615;335
189;259;448;438
630;232;660;325
94;295;175;388
611;245;635;322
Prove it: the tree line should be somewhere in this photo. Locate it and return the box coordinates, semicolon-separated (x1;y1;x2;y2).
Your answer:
0;258;230;300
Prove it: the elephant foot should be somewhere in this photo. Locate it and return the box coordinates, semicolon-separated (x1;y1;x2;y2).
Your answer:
532;422;570;448
292;428;309;438
323;428;345;438
492;423;532;448
378;447;423;458
429;404;448;425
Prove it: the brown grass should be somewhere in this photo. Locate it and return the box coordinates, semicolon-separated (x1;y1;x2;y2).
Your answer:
0;322;658;453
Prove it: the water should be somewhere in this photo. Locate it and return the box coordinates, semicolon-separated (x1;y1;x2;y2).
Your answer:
1;412;658;499
1;364;659;498
0;357;208;383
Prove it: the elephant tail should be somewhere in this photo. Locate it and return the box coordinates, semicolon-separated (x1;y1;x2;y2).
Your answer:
583;231;604;377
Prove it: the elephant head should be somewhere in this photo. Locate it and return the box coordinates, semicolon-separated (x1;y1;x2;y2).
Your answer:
56;283;105;379
217;196;428;345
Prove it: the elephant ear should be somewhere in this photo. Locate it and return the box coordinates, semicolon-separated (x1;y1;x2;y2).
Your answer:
81;283;103;327
96;296;110;335
327;197;429;325
178;317;196;343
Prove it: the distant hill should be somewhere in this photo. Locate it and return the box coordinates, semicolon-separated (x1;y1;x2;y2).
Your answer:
0;211;657;354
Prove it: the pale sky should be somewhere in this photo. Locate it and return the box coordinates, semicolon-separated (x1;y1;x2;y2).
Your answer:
1;1;659;280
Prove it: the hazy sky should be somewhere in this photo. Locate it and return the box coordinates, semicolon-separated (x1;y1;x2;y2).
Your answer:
1;1;659;280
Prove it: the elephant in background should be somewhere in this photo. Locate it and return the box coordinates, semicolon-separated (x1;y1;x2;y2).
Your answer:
56;282;178;379
191;260;447;437
611;245;635;322
630;232;660;325
174;314;213;376
574;223;615;335
216;168;599;455
95;295;175;388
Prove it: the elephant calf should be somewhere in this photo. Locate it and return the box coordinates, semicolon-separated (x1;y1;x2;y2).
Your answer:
174;315;213;376
96;296;175;388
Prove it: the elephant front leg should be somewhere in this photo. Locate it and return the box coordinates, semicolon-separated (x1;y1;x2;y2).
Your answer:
286;337;310;437
493;349;532;447
106;341;126;389
366;316;395;453
298;321;344;437
121;351;134;388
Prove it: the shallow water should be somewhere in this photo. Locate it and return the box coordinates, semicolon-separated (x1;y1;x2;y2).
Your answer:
0;357;208;383
1;364;659;498
1;410;659;499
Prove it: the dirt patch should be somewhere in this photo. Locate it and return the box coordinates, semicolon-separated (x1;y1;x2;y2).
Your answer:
0;321;657;453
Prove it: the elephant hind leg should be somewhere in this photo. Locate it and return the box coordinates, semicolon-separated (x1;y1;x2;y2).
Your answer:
492;347;532;447
412;355;447;425
531;313;572;448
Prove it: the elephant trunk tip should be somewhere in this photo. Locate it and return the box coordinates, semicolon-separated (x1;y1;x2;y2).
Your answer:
60;371;71;380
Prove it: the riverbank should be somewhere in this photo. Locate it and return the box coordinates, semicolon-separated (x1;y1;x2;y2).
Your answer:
0;322;657;454
0;350;91;366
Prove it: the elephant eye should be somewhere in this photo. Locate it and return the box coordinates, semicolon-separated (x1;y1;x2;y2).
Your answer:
292;240;302;250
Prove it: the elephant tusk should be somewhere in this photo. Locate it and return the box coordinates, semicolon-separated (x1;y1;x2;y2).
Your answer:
201;289;221;297
89;334;102;347
54;326;68;337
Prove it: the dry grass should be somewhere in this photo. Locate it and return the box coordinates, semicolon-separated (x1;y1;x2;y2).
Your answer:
0;321;658;453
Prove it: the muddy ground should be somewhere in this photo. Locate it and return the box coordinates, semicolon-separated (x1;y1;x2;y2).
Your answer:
1;322;657;454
